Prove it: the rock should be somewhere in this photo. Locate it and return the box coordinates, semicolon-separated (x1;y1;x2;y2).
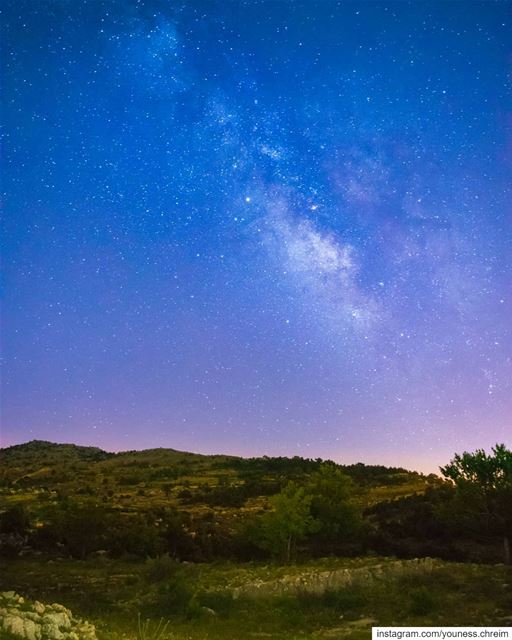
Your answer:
1;616;41;640
2;615;26;637
42;611;72;630
347;617;377;627
49;604;68;614
23;612;42;623
232;558;444;599
22;619;41;640
0;591;97;640
33;602;45;615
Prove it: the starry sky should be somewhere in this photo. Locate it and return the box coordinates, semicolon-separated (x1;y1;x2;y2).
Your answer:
2;0;512;472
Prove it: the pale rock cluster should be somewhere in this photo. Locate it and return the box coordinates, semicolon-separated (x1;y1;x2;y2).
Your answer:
0;592;97;640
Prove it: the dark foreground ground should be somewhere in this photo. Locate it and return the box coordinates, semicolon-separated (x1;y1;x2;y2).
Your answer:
2;556;512;639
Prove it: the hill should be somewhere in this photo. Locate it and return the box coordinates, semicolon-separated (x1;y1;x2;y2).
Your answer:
0;440;431;513
1;440;509;640
0;439;439;561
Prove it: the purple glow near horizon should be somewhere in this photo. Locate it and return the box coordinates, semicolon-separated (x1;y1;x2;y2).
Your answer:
2;0;511;473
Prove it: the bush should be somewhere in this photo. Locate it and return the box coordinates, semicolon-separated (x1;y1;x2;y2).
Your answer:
409;587;437;616
146;555;181;582
152;576;193;616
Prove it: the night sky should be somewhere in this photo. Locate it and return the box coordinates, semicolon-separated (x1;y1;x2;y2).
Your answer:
2;1;511;472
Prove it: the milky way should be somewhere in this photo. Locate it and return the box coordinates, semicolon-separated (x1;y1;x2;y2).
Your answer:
2;1;511;471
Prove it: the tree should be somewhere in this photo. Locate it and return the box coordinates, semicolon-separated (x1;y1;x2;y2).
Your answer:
256;481;318;562
440;444;512;563
307;466;362;545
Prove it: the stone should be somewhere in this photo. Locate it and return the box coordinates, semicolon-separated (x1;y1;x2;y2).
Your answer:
2;614;26;637
33;601;45;615
42;611;71;630
23;612;42;623
49;604;68;614
21;618;40;640
347;617;377;627
0;592;97;640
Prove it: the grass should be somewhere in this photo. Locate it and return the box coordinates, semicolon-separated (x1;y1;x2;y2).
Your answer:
136;616;172;640
1;556;511;640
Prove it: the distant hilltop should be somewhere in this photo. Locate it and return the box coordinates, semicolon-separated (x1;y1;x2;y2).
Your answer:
0;439;225;463
0;439;114;464
0;438;420;485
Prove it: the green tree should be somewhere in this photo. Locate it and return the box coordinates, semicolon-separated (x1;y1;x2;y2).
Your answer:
307;466;362;544
440;444;512;563
256;481;318;562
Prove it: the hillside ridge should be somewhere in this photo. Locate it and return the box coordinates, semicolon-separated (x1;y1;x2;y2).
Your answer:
0;439;418;476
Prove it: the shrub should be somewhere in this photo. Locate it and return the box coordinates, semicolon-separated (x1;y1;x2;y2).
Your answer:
152;577;193;616
409;587;437;616
146;555;180;583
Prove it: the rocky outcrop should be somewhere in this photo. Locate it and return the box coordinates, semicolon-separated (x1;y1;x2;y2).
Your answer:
232;557;441;598
0;592;97;640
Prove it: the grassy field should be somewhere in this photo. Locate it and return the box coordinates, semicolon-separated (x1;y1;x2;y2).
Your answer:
2;556;511;639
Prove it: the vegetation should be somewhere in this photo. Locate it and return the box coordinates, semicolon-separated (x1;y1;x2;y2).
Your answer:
1;556;511;639
441;444;512;564
254;481;319;561
1;440;511;638
0;439;438;563
1;441;511;564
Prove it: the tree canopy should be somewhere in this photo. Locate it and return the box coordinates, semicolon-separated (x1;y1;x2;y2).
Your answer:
255;481;319;562
441;444;512;564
